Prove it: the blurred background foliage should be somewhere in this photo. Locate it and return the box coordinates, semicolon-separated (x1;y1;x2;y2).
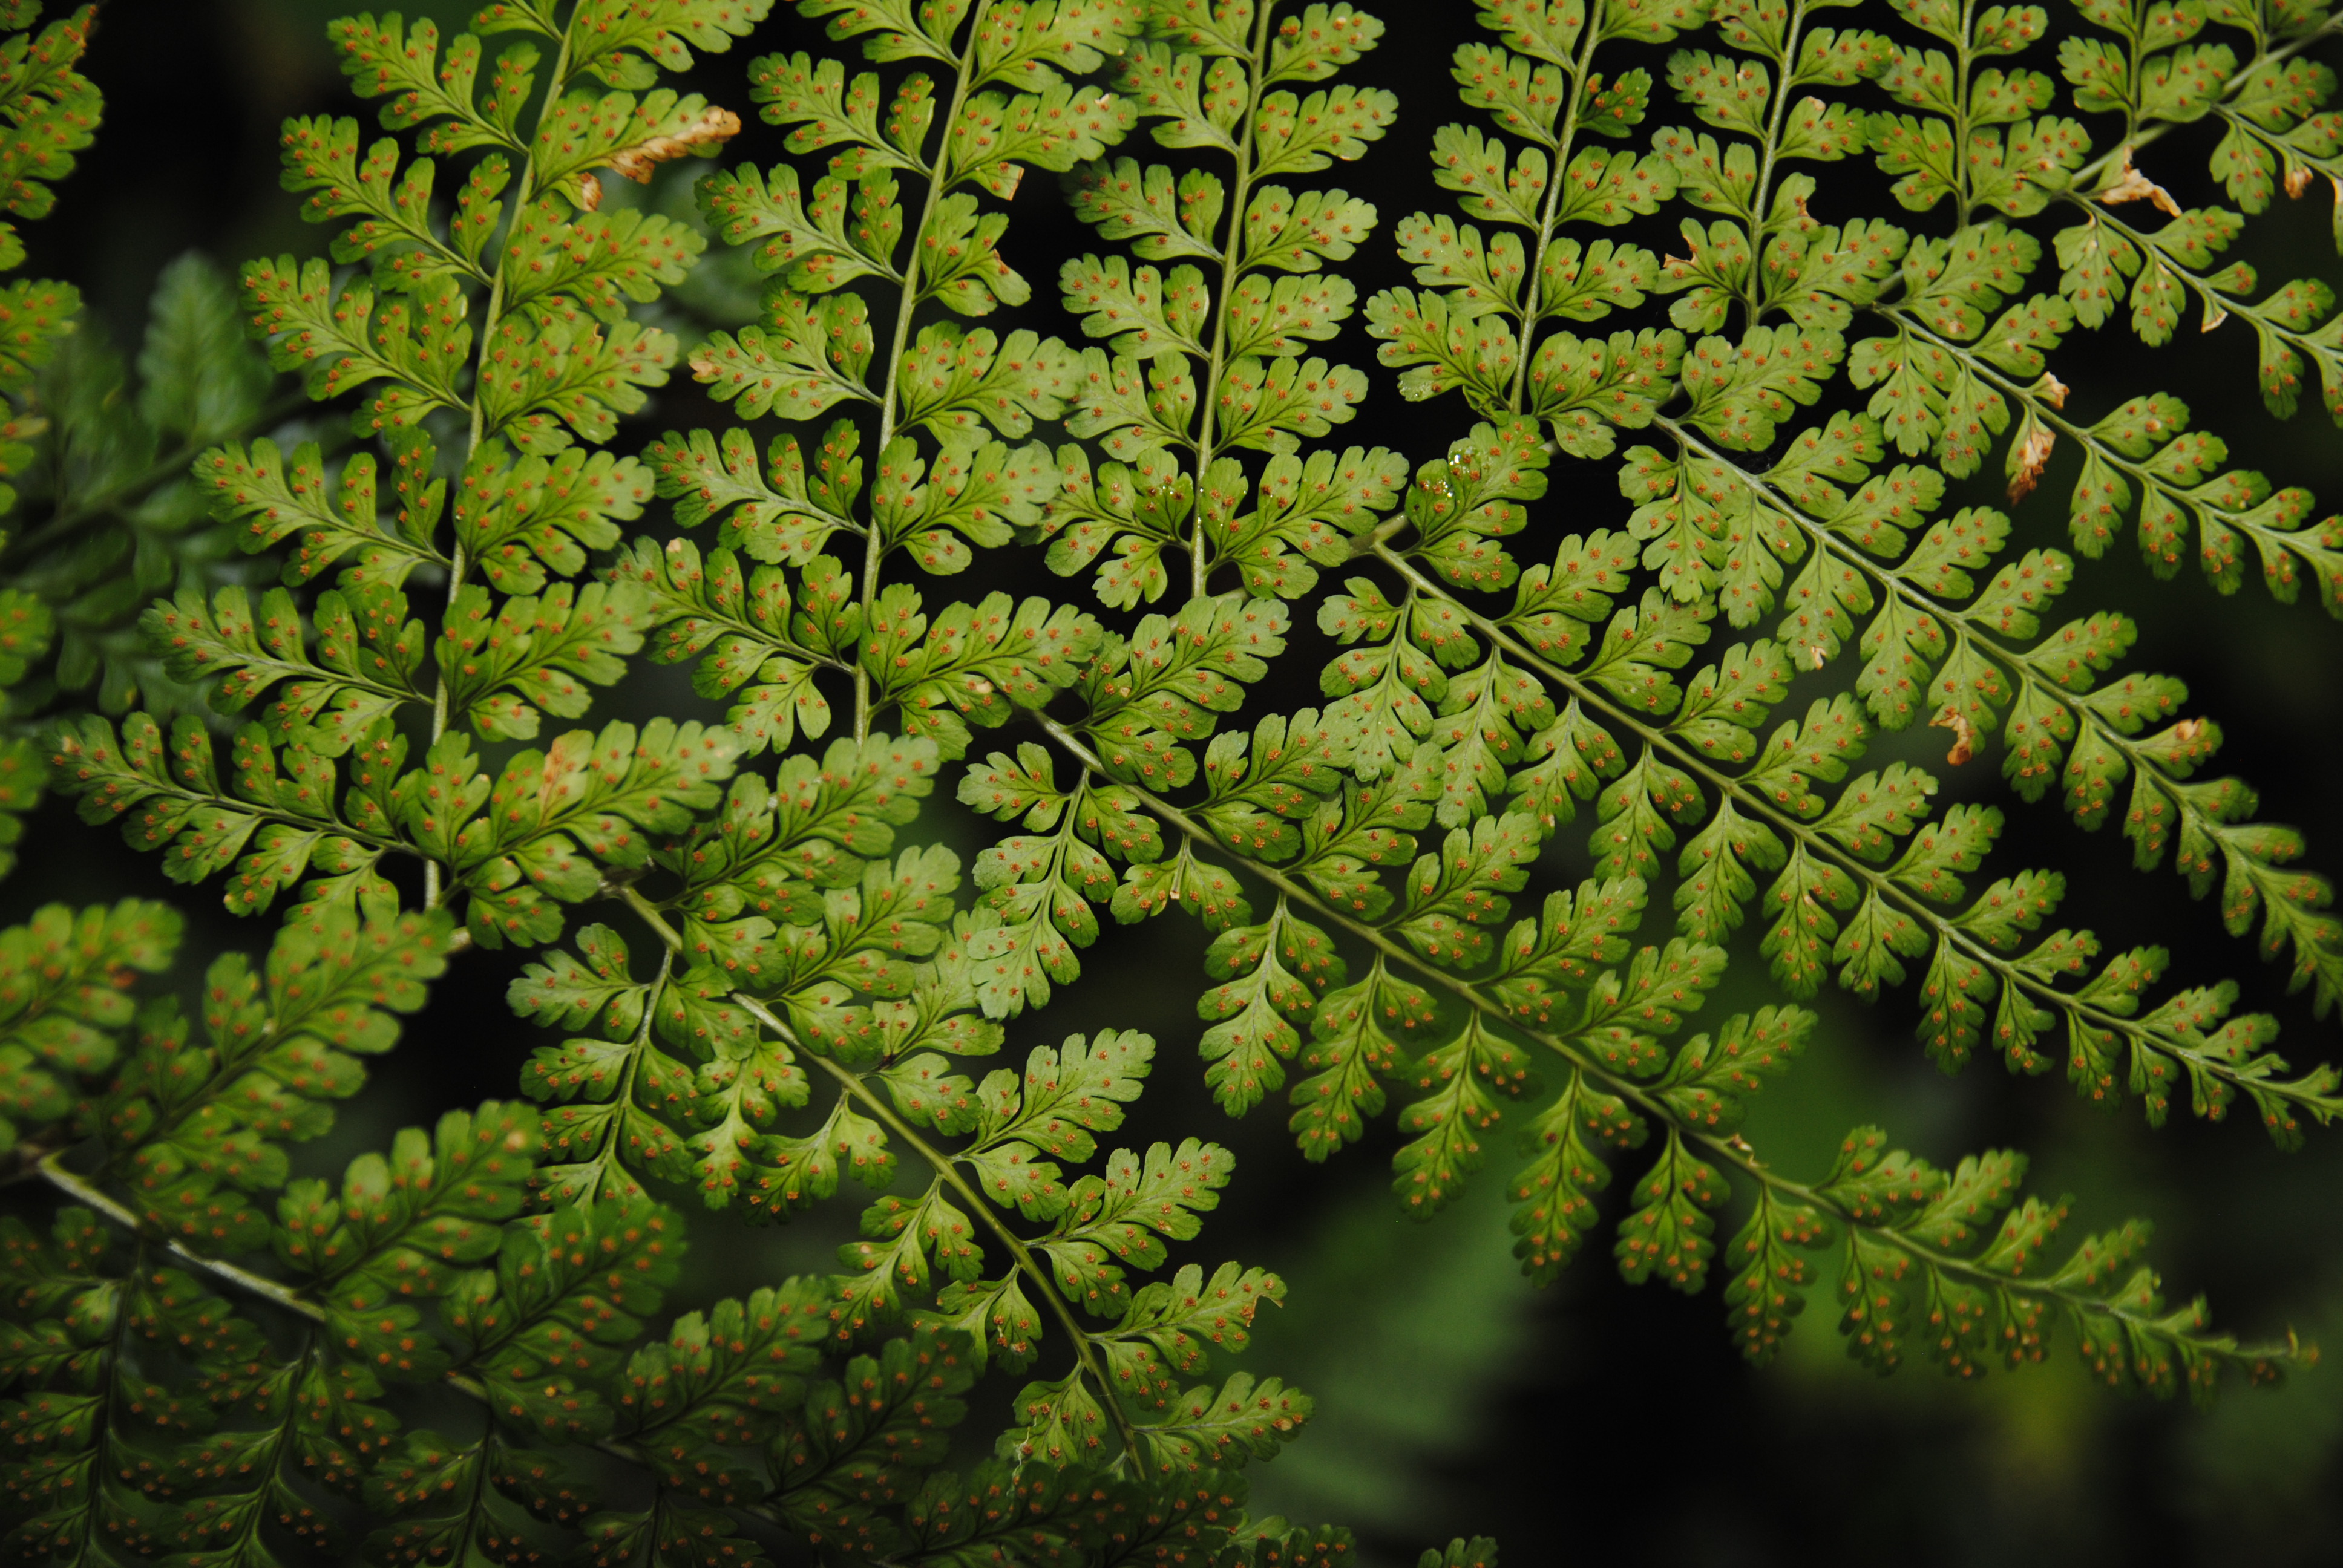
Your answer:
11;1;2343;1563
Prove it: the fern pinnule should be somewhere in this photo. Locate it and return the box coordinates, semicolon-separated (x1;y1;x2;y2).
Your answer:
1042;0;1403;609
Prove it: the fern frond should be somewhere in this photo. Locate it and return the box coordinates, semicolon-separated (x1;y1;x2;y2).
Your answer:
0;0;1387;1559
485;0;1328;1484
1840;0;2343;610
0;1212;165;1567
1044;0;1400;606
977;0;2333;1397
7;0;2342;1556
1051;713;2291;1391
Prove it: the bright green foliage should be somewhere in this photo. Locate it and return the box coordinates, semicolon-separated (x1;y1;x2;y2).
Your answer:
22;0;787;956
48;705;739;939
6;2;1379;1562
1014;0;2343;1410
1044;0;1403;607
4;0;2343;1561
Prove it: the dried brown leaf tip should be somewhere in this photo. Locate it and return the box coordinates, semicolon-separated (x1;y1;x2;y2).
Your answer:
1932;707;1978;766
606;106;742;184
2031;371;2069;409
2099;150;2183;219
2285;163;2314;198
2007;417;2056;503
576;172;605;212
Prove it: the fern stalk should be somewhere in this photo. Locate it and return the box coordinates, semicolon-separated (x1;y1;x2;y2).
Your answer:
571;940;677;1206
48;1241;140;1564
1185;0;1282;599
33;1153;531;1434
853;1;993;741
1743;0;1824;303
37;1154;304;1318
1510;1;1613;404
422;22;580;912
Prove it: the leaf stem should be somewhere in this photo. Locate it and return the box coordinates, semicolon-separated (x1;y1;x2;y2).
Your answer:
39;1149;316;1320
579;945;676;1205
1740;0;1814;327
1951;0;1981;229
77;1240;142;1561
1504;0;1611;410
854;1;996;740
618;880;685;946
1185;0;1282;601
425;18;578;909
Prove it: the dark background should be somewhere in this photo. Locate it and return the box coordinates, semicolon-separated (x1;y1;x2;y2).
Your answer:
13;0;2343;1563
